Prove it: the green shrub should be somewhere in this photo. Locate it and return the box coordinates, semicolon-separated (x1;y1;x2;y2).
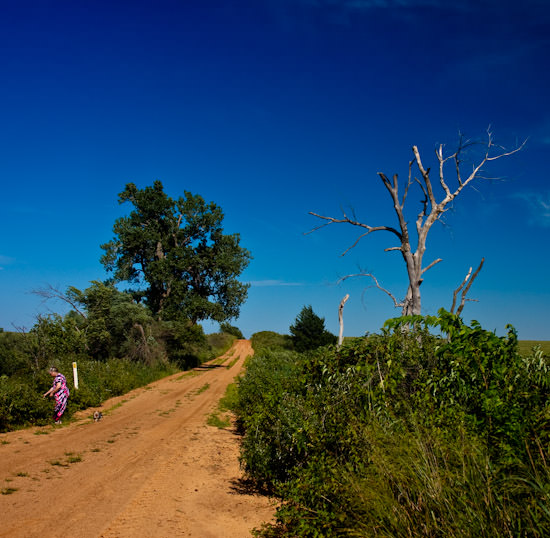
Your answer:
250;331;294;353
238;311;550;537
235;349;304;487
0;332;29;377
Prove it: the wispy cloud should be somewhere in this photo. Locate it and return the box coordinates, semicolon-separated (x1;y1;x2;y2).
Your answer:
248;279;304;287
0;255;15;270
513;192;550;227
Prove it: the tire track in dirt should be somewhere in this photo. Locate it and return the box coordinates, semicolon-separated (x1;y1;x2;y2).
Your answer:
0;340;274;538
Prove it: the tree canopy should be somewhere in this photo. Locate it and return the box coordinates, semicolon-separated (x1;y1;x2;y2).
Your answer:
100;181;251;324
290;305;337;352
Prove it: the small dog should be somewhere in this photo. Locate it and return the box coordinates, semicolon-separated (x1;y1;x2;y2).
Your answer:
93;411;103;422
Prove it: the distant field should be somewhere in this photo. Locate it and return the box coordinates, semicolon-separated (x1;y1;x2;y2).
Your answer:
346;337;550;358
518;340;550;357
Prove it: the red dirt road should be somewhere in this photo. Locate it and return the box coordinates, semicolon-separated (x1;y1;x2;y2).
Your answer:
0;340;274;537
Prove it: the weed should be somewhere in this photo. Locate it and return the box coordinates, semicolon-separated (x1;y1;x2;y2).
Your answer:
207;413;230;428
226;357;239;369
15;472;29;477
196;383;210;395
1;487;17;495
176;371;201;381
207;381;237;428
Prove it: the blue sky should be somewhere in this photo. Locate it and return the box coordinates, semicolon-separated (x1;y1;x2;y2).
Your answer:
1;0;549;339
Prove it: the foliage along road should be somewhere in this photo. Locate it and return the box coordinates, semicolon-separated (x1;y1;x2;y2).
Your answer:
0;340;274;537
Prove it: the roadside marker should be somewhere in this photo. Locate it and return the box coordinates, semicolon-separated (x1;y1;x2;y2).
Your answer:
72;361;79;389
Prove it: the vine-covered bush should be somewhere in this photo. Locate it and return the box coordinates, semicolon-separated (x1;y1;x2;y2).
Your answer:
236;311;550;537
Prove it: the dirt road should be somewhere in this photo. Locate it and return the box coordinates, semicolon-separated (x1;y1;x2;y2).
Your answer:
0;340;274;537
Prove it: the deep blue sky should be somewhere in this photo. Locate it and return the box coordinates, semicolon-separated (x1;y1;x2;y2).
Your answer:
1;0;549;339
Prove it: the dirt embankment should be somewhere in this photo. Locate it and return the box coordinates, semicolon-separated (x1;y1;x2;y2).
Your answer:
0;340;274;538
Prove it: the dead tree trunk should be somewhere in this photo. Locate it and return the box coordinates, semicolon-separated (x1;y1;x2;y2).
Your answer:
338;294;350;349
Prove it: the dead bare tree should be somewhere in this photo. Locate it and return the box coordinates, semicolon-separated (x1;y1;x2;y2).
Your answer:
309;129;524;316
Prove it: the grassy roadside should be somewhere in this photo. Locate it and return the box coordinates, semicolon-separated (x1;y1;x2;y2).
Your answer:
207;381;239;429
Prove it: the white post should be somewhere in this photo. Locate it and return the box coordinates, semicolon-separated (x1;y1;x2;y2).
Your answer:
72;361;79;389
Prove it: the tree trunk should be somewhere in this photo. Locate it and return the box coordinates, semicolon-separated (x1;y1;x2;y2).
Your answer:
338;294;350;349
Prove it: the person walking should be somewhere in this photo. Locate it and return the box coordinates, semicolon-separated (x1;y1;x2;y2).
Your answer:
43;366;70;424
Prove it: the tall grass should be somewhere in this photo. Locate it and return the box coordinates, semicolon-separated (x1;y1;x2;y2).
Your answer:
342;422;550;537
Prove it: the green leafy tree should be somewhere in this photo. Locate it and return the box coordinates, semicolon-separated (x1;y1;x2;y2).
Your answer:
28;314;87;370
67;281;157;361
290;305;337;352
100;181;251;324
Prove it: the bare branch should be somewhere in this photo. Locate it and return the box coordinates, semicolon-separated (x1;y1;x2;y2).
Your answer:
378;172;412;255
308;210;402;256
450;267;472;314
436;144;453;197
456;258;484;316
401;159;415;207
338;272;403;309
421;258;443;275
412;145;436;206
485;138;527;161
32;284;88;319
451;258;485;315
445;131;526;204
341;231;374;256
